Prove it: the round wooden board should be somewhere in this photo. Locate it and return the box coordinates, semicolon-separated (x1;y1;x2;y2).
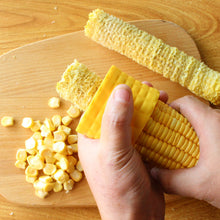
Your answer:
0;19;201;207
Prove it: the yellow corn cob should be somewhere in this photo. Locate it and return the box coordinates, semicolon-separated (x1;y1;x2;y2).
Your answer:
84;9;220;106
57;61;200;169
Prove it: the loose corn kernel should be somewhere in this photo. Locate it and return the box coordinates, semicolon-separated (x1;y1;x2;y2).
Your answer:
58;125;71;135
53;182;63;192
25;137;37;155
27;155;34;164
1;116;14;127
67;105;81;118
34;180;55;192
48;97;60;108
52;115;62;128
30;120;42;132
44;118;55;131
15;160;26;169
26;175;37;183
53;130;67;142
70;143;78;153
35;190;48;199
16;149;27;161
32;132;43;141
40;124;51;137
38;176;53;183
66;145;74;155
54;152;66;161
21;117;33;128
59;157;69;170
67;134;78;144
76;161;83;172
25;166;38;177
62;116;72;126
28;155;44;170
70;170;83;182
43;134;54;147
43;163;57;175
63;179;74;191
53;142;66;154
53;169;69;184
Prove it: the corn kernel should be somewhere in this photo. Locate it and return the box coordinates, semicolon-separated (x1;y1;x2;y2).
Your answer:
52;115;62;128
53;169;69;184
70;170;83;182
30;120;42;132
53;130;67;142
59;157;69;170
26;175;37;183
43;163;57;175
28;155;44;170
35;190;48;199
48;97;60;108
54;153;66;161
67;156;77;173
63;179;74;191
43;134;54;147
53;142;66;154
21;117;33;128
1;116;14;127
32;132;43;141
67;105;81;118
25;166;38;177
15;160;26;169
76;161;83;172
62;116;72;126
38;176;53;183
58;125;71;135
53;182;63;192
66;145;74;155
27;155;34;164
16;149;27;161
40;124;51;137
44;118;55;131
70;143;78;153
25;137;37;154
67;134;77;144
34;180;54;192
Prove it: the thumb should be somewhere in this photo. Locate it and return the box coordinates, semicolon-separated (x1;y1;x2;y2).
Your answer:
100;84;133;152
151;166;204;199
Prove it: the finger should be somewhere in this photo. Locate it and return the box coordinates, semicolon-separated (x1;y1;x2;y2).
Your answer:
159;90;168;103
100;84;133;151
151;166;202;199
142;81;153;87
142;81;168;103
169;96;211;138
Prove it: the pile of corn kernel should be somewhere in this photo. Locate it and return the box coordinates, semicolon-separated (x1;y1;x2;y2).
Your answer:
1;97;84;199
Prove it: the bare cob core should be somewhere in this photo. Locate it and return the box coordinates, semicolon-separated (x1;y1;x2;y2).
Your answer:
85;9;220;106
57;60;199;169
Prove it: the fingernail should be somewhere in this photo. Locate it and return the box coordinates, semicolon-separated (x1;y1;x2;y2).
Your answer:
150;167;159;180
114;87;130;103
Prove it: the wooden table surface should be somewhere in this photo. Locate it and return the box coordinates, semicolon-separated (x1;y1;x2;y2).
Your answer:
0;0;220;219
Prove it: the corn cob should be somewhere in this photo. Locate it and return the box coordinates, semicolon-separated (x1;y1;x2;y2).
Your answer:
84;9;220;106
57;60;199;169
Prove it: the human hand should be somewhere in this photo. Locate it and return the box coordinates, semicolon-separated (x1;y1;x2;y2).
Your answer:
151;96;220;209
78;84;165;220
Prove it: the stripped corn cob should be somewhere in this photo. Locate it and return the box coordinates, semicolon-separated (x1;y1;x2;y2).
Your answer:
57;61;200;169
84;9;220;106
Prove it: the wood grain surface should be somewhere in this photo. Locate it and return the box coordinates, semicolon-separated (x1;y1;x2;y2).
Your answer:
0;0;220;219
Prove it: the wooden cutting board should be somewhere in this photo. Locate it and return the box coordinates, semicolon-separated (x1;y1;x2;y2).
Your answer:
0;20;201;207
